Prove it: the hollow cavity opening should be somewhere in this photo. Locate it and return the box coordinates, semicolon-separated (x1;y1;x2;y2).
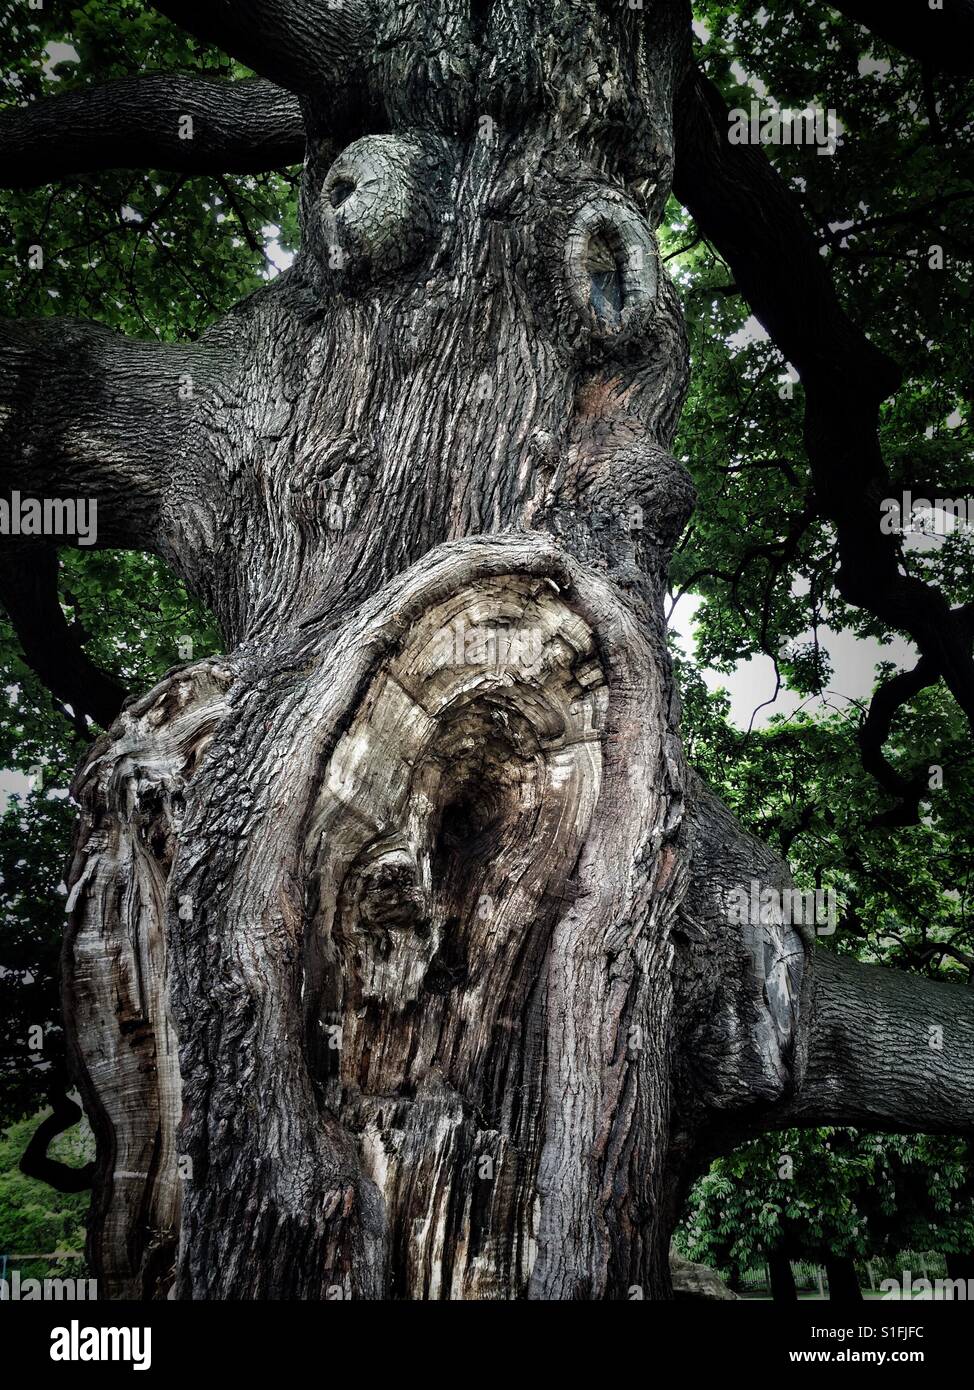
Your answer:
328;177;356;209
585;228;625;328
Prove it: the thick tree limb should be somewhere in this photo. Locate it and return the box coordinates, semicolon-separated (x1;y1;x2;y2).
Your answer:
0;317;232;726
674;69;898;398
672;67;974;739
0;76;305;188
829;0;974;76
781;950;974;1135
0;316;216;546
0;547;126;730
676;774;808;1120
683;778;974;1144
19;1091;95;1193
149;0;374;96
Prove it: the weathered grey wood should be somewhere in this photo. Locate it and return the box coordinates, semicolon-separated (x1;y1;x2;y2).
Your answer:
64;661;233;1298
0;0;968;1300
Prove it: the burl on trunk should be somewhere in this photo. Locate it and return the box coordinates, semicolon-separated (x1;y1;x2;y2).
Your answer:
0;0;965;1299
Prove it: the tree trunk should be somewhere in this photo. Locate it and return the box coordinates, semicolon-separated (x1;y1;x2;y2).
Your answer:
0;0;970;1300
945;1253;974;1283
768;1252;798;1304
825;1255;863;1302
66;539;698;1299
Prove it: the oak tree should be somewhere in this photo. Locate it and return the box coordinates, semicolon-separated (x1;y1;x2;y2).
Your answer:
2;0;973;1299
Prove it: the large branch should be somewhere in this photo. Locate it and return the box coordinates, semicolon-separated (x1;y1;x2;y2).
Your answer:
0;547;126;730
829;0;974;76
0;76;305;188
674;67;898;398
781;950;974;1135
0;316;210;544
672;68;974;734
19;1091;95;1194
676;774;808;1120
149;0;374;96
682;777;974;1145
0;317;227;724
856;654;940;827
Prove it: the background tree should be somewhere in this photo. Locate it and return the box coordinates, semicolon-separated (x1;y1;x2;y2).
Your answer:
679;1127;974;1299
679;1128;874;1300
0;0;972;1301
0;1113;89;1280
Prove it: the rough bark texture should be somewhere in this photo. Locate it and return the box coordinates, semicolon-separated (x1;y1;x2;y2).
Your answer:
149;1;374;97
0;76;305;187
1;0;972;1300
776;950;974;1135
63;661;233;1297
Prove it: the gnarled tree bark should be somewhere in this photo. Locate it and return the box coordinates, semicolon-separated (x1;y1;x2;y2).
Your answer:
2;0;972;1299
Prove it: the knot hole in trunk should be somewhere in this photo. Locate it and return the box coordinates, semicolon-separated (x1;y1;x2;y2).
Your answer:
304;574;608;1105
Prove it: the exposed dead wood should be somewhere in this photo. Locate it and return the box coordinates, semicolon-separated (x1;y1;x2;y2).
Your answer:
0;0;960;1301
64;661;233;1297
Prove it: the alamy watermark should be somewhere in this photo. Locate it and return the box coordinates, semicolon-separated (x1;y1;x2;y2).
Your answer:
881;1271;974;1300
50;1320;151;1371
880;491;974;536
1;1270;96;1301
429;618;544;669
727;100;839;156
726;879;837;935
0;491;97;546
